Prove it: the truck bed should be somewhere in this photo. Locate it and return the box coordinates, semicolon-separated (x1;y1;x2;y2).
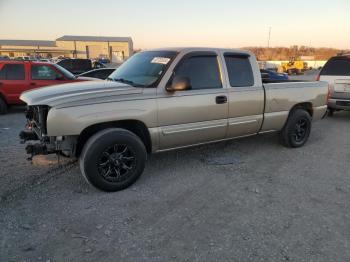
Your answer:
260;81;329;132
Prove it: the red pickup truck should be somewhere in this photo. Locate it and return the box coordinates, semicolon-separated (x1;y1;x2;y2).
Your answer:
0;61;94;114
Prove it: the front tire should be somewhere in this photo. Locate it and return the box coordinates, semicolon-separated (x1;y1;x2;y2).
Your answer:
0;97;8;114
280;109;312;148
79;128;147;192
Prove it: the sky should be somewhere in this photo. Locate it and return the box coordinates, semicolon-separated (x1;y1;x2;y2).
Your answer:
0;0;349;49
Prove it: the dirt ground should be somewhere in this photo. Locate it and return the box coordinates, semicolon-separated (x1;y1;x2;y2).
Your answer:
1;72;350;261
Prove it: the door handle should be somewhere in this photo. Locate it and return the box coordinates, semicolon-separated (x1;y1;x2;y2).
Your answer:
216;95;227;104
0;82;3;86
29;82;36;86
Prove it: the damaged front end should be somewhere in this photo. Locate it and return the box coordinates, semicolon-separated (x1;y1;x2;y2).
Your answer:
19;105;76;160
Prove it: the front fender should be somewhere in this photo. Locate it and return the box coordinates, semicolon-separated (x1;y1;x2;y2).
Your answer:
46;100;157;136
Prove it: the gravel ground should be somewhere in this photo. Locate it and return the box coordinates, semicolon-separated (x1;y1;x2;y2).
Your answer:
1;80;350;261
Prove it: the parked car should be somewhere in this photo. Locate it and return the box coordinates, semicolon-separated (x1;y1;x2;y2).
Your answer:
78;68;116;80
56;59;105;75
14;56;34;61
0;55;10;61
317;55;350;115
0;61;93;114
96;57;111;64
20;47;328;192
260;69;289;82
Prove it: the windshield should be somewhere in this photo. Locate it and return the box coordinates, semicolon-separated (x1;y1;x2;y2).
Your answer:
53;64;76;80
108;51;177;87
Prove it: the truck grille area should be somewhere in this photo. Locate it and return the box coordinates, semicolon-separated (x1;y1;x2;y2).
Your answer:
25;105;50;138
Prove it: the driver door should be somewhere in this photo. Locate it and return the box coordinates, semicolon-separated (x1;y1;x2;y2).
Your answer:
157;51;229;150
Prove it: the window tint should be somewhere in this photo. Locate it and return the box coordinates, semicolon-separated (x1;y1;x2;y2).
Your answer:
225;55;254;87
174;56;222;90
321;58;350;76
0;64;25;80
31;65;62;80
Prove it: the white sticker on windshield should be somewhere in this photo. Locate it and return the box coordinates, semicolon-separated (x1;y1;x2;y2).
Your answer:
151;57;170;65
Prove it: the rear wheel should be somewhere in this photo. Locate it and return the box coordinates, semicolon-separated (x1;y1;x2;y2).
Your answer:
79;128;147;192
280;109;312;148
0;97;8;114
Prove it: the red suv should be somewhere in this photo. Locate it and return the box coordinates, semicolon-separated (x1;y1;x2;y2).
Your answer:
0;61;93;114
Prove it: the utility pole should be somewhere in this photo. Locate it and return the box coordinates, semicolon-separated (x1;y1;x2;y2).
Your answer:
267;27;272;48
267;27;272;61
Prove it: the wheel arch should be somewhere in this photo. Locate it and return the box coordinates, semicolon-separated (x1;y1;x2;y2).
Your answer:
289;102;313;117
76;120;152;157
281;102;313;131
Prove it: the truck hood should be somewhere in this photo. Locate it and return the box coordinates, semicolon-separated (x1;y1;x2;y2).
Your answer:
20;80;144;108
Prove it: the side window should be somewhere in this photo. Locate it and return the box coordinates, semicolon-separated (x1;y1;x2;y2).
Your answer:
174;55;222;90
225;55;254;87
31;65;63;80
321;58;350;76
0;64;25;80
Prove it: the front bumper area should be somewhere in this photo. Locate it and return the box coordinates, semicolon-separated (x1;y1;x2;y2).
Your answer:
328;98;350;110
19;129;39;142
19;128;58;160
20;126;78;160
20;105;60;160
25;143;49;156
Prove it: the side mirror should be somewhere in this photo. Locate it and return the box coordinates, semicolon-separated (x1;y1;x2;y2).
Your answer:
166;76;191;92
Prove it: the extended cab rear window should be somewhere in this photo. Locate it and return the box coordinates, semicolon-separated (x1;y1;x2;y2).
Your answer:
320;57;350;76
224;54;254;87
0;64;25;80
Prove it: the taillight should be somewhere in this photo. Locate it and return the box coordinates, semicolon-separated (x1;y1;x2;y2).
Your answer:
316;74;320;81
327;85;331;103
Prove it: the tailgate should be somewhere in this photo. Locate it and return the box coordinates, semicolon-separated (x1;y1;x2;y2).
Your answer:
333;78;350;100
334;79;350;93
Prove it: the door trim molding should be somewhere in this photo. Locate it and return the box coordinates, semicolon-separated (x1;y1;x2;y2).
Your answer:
161;119;227;135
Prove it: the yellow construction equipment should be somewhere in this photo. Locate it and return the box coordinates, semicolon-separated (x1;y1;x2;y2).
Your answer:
281;57;308;75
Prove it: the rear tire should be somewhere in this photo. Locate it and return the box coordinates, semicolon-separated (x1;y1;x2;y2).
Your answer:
0;97;8;114
79;128;147;192
280;109;312;148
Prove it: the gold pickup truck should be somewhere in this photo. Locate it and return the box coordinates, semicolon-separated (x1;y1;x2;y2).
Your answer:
20;48;329;191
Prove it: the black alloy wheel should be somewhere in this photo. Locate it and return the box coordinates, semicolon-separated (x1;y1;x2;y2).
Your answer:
280;109;312;148
97;144;136;183
80;128;147;192
293;118;309;143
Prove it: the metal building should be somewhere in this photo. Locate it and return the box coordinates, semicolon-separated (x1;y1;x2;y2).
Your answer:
0;35;133;63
